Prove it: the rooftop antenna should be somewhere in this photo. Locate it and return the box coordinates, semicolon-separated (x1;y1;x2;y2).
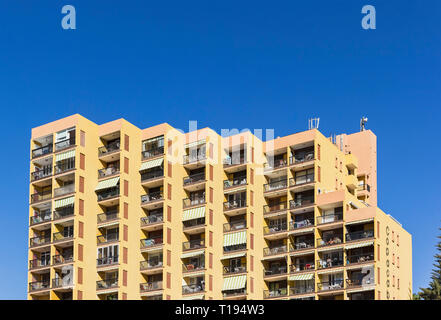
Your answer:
360;117;368;131
308;118;320;130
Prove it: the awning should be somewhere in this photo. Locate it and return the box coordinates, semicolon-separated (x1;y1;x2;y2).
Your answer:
182;294;205;300
222;275;247;291
55;149;75;162
140;158;163;171
289;273;314;281
289;250;315;257
54;196;75;209
345;218;374;226
345;241;374;250
185;140;206;149
221;252;247;260
95;177;120;191
183;271;205;278
317;268;344;275
317;245;344;253
181;250;205;259
223;231;247;247
182;207;206;221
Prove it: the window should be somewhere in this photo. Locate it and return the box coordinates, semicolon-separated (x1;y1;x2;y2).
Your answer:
167;250;171;266
209;253;213;269
209;231;213;247
377;221;380;238
318;166;321;182
317;144;321;160
79;199;84;216
124;157;129;174
123;225;128;241
78;244;83;261
80;130;85;147
209;209;213;225
124;134;129;151
124;202;128;219
167;228;171;244
79;176;84;193
124;180;129;197
168;183;172;200
250;168;254;185
168;161;172;177
167;206;172;222
209;165;213;181
80;153;85;170
123;247;128;264
77;267;83;284
78;221;84;238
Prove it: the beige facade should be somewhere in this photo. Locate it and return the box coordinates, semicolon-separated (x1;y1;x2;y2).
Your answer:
27;114;412;300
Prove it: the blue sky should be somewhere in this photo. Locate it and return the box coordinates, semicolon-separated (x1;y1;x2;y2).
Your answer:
0;1;440;299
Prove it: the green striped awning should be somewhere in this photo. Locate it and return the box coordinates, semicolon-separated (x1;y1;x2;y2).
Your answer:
345;241;374;250
222;275;247;291
223;231;247;247
182;207;206;222
55;149;75;162
95;177;120;191
185;139;206;149
54;196;75;209
181;250;205;259
289;273;314;281
221;252;247;260
140;158;164;171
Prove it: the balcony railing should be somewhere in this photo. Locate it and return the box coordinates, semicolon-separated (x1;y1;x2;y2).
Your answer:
141;169;164;182
97;233;119;244
54;158;75;175
183;153;206;165
223;199;246;211
224;243;247;253
316;213;343;225
346;253;374;265
140;260;163;270
29;280;50;292
140;236;163;249
183;218;205;229
97;211;119;224
223;176;247;189
141;214;163;226
290;241;314;251
223;265;246;275
53;254;73;265
317;279;344;291
290;174;314;187
264;265;287;276
183;263;205;272
183;173;205;185
263;288;287;298
264;158;288;171
53;184;75;198
357;184;371;192
98;141;120;157
55;137;75;151
52;278;71;289
32;144;53;159
263;202;288;214
183;197;206;208
31;190;52;203
264;179;288;192
223;157;246;166
30;235;51;247
97;278;118;290
98;167;120;179
31;167;52;181
29;257;50;269
183;239;205;251
223;288;247;297
53;207;74;220
290;198;314;209
345;230;374;242
317;259;344;269
30;211;51;225
182;284;204;294
263;245;287;256
264;223;288;235
140;281;163;292
317;236;343;247
97;256;119;267
290;285;314;295
290;263;315;273
141;191;163;205
290;219;314;229
142;146;164;160
223;220;246;232
53;231;74;242
98;186;120;201
290;152;314;164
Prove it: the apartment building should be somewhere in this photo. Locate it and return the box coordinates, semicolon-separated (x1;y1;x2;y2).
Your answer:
27;114;412;300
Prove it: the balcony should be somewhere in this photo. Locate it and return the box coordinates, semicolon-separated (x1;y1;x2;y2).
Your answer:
55;137;75;152
317;236;343;247
96;278;118;291
29;280;50;292
317;258;344;269
53;231;74;243
264;265;287;277
52;278;71;289
345;230;374;242
223;265;246;275
140;281;163;293
183;239;205;251
263;202;288;216
29;257;50;270
98;167;120;179
290;262;315;273
53;254;73;265
31;167;52;182
97;211;119;224
317;279;344;292
97;187;120;202
30;211;51;225
357;184;371;193
32;144;53;159
183;197;206;209
290;219;314;230
223;288;247;298
264;223;288;236
223;156;246;167
183;218;206;232
97;256;119;267
53;206;74;221
263;245;288;257
141;169;164;183
289;197;314;210
53;184;75;198
30;235;51;247
223;220;246;232
263;288;287;299
290;285;314;295
183;173;206;186
141;191;163;206
141;214;163;227
54;158;75;175
224;176;247;190
141;236;163;250
182;284;205;295
97;233;119;245
264;179;288;193
290;150;314;165
223;199;246;212
317;213;343;225
183;263;205;273
289;174;315;191
142;146;164;160
264;158;288;172
98;141;120;157
290;241;314;252
224;243;247;253
140;260;163;271
31;190;52;204
346;253;374;265
183;153;206;166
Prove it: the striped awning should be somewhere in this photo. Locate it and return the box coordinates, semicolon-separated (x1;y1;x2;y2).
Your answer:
317;245;344;252
289;250;315;257
183;271;205;278
181;250;205;259
221;252;247;260
289;273;314;281
182;294;205;300
345;218;374;226
223;231;247;247
140;158;163;171
182;206;206;222
54;196;75;209
55;149;75;162
222;275;247;291
317;268;344;275
345;241;374;250
185;140;206;149
95;177;120;191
